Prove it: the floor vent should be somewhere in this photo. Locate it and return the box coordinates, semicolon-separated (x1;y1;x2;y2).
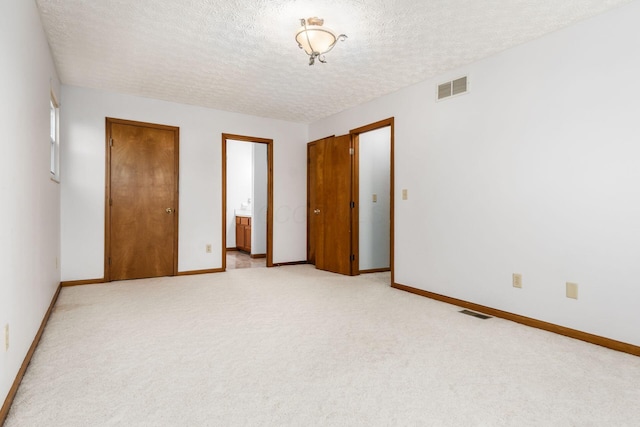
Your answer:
459;309;491;319
437;76;468;100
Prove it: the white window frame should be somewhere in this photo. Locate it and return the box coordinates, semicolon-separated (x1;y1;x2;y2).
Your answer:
50;93;60;182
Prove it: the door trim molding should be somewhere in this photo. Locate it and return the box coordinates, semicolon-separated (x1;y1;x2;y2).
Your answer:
222;133;274;269
350;117;395;283
104;118;180;282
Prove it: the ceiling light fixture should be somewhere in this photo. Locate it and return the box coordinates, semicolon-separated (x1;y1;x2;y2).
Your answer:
295;17;347;66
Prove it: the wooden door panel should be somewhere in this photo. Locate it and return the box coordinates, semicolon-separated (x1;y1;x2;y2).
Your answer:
308;135;352;275
307;140;325;264
318;134;352;274
109;122;177;281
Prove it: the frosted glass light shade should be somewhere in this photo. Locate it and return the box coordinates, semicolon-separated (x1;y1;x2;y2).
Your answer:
295;17;347;65
295;25;338;55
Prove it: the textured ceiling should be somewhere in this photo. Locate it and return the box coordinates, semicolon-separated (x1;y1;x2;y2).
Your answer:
36;0;632;123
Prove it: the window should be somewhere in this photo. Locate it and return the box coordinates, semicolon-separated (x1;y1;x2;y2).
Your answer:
50;95;60;182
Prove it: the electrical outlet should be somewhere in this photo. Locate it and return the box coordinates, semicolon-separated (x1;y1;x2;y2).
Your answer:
372;194;377;203
55;256;59;270
205;244;212;253
4;324;8;352
566;282;578;299
512;273;523;288
402;189;408;200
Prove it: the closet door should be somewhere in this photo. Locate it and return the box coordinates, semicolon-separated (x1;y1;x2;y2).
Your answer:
106;118;179;281
307;134;353;275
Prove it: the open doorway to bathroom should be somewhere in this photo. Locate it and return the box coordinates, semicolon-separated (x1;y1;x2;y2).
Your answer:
222;134;273;270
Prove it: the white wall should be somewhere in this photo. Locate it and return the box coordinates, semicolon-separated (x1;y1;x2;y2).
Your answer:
310;2;640;346
252;144;268;255
61;86;308;280
226;141;268;254
359;127;391;270
0;0;61;406
227;141;252;248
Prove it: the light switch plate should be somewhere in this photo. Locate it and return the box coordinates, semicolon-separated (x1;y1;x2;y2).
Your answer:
566;282;578;299
402;189;408;200
512;273;522;288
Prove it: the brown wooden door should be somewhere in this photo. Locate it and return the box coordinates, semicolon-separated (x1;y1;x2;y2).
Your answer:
308;134;353;275
307;139;324;264
107;119;179;281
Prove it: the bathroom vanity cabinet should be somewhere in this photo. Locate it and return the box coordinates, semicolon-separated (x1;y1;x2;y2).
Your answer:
235;215;251;253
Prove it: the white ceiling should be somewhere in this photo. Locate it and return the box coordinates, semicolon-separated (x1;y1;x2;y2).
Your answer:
36;0;632;123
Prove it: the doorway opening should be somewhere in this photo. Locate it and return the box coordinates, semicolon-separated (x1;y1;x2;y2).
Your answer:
306;118;394;283
222;134;274;270
350;119;393;278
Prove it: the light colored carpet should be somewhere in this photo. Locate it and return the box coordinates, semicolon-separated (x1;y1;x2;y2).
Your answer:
5;265;640;426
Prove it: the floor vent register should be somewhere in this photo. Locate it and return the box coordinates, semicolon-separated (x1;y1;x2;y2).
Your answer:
459;309;492;320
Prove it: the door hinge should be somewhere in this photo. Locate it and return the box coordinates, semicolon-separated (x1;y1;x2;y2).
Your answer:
350;254;355;261
108;257;111;265
109;198;113;206
109;138;113;147
349;147;354;155
350;201;355;208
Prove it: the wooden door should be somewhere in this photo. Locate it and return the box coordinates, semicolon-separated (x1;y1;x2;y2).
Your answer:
106;118;179;281
308;134;353;275
307;139;324;264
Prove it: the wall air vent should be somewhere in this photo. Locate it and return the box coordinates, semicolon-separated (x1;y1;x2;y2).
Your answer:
437;76;468;101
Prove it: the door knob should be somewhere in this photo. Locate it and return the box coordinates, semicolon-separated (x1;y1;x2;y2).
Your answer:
314;209;320;214
166;208;174;214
